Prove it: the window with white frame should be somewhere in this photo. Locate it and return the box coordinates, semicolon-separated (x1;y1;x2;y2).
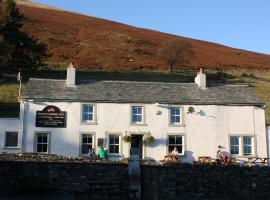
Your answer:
5;132;18;147
109;135;120;154
170;107;182;125
81;134;93;154
168;135;184;155
36;133;49;153
230;136;254;156
82;104;94;123
131;106;144;124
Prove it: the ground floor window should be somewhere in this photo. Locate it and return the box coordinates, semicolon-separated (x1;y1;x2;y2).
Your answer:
81;134;93;154
109;135;120;154
36;133;49;153
230;136;254;156
5;132;18;147
168;135;184;155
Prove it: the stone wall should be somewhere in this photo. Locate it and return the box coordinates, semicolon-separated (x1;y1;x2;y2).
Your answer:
0;161;129;195
1;160;270;199
142;164;270;200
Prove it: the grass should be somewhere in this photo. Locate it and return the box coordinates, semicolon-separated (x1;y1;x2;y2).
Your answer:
1;70;270;123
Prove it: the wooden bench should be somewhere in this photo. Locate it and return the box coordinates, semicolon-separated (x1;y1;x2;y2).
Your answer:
197;156;212;164
245;157;270;166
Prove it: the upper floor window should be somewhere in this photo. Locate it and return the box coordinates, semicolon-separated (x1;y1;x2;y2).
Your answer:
170;107;182;125
230;136;254;156
82;104;95;123
131;106;144;124
5;132;18;148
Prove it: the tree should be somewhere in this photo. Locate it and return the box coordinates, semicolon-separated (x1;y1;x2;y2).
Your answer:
0;0;49;71
158;39;194;72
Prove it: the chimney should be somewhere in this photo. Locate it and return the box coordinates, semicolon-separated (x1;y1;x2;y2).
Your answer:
195;68;206;89
66;62;76;87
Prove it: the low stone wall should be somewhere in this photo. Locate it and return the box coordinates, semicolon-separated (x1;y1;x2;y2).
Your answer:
142;164;270;200
1;158;270;199
0;160;129;194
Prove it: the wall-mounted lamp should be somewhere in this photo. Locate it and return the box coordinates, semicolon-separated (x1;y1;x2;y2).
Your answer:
187;106;195;114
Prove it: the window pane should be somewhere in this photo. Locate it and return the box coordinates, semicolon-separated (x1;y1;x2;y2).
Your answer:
115;137;119;144
175;136;182;145
43;135;47;143
137;115;142;122
37;144;42;152
87;137;92;144
109;145;114;153
37;135;42;143
82;136;87;144
168;136;175;145
243;136;251;145
82;144;90;154
177;146;182;154
5;132;18;147
42;144;48;153
244;146;252;155
168;145;174;152
114;145;119;153
230;137;239;145
109;136;114;144
175;116;180;123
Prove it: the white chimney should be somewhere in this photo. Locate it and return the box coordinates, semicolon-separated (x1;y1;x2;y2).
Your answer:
66;62;76;87
195;68;206;89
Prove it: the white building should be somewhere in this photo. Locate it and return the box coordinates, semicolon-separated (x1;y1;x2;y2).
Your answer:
0;65;268;163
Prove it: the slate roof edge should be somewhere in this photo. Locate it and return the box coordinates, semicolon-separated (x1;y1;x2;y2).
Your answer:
20;98;265;106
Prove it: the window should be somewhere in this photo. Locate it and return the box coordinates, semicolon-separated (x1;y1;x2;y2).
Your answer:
36;133;49;153
243;136;253;156
5;132;18;147
131;106;144;124
229;136;254;156
168;135;184;155
82;104;95;123
81;134;93;154
230;137;239;155
109;135;120;154
170;107;182;125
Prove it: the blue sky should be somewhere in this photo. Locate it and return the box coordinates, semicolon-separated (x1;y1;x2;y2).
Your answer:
33;0;270;55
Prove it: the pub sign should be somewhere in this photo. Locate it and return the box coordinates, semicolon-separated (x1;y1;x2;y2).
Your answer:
36;105;66;128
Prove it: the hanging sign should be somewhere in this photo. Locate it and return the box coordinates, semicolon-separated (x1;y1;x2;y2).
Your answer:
36;105;66;128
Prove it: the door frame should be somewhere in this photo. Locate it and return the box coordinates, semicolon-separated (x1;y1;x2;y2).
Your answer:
128;132;146;159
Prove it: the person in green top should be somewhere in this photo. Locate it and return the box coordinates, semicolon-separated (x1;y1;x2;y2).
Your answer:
98;146;107;159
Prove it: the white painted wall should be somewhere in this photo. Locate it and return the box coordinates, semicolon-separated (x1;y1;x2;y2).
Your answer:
0;118;21;153
12;101;267;163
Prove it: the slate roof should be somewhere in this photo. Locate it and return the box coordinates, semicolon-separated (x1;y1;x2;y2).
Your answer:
22;78;264;106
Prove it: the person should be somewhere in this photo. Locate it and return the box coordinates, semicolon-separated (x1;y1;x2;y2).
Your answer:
171;147;179;156
87;148;96;159
216;149;230;165
98;146;107;159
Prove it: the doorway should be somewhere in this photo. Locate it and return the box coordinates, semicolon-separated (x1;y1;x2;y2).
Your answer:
130;135;143;159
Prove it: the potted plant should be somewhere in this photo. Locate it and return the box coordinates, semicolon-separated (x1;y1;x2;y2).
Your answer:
122;135;131;142
143;135;155;145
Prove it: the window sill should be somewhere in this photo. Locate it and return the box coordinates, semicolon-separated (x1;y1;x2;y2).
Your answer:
168;124;185;127
130;123;147;126
108;154;122;157
231;155;257;158
3;147;20;150
81;122;98;125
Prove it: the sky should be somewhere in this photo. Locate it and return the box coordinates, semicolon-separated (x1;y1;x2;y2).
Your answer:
33;0;270;55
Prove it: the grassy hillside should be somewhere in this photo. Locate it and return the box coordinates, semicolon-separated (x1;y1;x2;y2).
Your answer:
11;2;270;71
1;70;270;124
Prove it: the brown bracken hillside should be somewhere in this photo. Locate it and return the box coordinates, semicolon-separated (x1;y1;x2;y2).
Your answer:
17;3;270;71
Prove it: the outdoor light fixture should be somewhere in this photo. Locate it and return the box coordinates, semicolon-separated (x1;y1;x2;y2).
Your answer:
187;106;195;114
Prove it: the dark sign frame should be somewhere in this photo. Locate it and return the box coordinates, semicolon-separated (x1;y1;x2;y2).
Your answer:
36;105;66;128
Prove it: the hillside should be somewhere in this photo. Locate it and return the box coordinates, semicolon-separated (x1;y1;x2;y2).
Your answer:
13;1;270;71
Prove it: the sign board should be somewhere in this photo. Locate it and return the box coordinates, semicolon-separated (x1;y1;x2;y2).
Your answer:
97;138;105;147
36;105;66;128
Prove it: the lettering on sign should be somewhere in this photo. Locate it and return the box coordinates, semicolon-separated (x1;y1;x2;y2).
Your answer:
36;105;66;128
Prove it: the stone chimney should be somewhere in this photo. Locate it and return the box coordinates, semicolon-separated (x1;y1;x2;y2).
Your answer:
66;62;76;87
195;68;206;89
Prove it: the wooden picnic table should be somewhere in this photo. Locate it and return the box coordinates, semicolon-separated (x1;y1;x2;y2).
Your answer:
160;155;180;165
246;157;270;166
